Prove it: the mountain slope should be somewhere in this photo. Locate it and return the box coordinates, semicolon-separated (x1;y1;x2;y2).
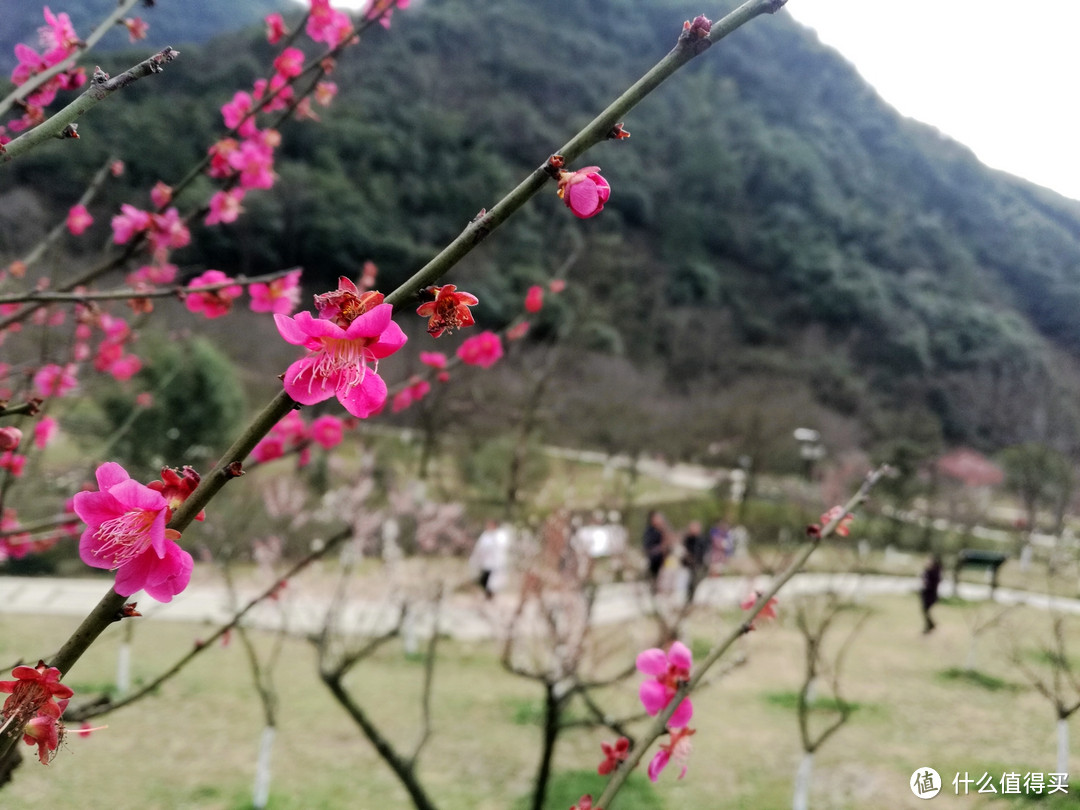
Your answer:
4;0;1080;459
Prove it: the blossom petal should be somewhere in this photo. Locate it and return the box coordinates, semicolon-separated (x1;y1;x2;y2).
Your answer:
668;641;693;672
639;680;669;716
343;302;392;340
636;648;668;676
94;461;131;491
368;319;408;359
668;697;693;729
79;527;118;570
337;371;387;419
141;544;193;602
648;748;670;783
281;357;337;406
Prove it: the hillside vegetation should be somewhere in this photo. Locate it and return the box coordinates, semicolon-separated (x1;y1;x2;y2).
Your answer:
3;0;1080;464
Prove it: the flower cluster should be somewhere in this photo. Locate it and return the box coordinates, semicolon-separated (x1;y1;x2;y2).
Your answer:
73;462;195;602
5;8;86;136
276;277;407;418
251;410;350;464
637;641;696;782
0;661;74;764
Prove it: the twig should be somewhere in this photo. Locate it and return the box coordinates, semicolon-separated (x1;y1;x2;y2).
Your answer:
596;462;887;809
0;0;144;117
61;525;352;723
2;48;181;165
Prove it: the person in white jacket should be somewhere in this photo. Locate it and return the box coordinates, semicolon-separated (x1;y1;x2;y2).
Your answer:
469;519;510;599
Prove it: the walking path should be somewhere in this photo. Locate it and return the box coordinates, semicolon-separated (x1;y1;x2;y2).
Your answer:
2;571;1078;641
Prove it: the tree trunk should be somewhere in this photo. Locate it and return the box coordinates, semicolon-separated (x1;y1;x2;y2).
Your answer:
1058;717;1069;776
792;752;814;810
531;686;562;810
252;724;275;809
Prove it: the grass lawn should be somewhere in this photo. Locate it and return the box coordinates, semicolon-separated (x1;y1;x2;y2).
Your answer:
1;590;1077;809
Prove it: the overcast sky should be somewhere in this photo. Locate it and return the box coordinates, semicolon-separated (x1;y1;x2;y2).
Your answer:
783;0;1080;200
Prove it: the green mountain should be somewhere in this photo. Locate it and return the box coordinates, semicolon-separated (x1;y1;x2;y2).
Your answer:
5;0;1080;464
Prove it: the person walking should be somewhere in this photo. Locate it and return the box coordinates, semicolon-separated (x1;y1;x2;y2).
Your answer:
920;554;943;633
642;510;668;591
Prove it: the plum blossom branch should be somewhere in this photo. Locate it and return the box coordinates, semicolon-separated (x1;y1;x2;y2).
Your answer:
0;268;297;305
1;48;180;165
63;525;351;723
12;154;117;275
594;464;888;809
383;0;788;310
0;0;144;118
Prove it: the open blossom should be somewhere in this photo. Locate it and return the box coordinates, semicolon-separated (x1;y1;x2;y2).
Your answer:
66;204;93;235
307;0;354;47
275;280;407;419
273;47;305;79
740;590;778;629
636;641;693;728
807;506;854;538
558;167;610;219
73;462;193;602
0;661;74;764
456;331;503;368
524;284;543;313
33;363;77;398
111;204;152;244
416;284;478;337
185;270;243;319
265;12;287;44
310;414;345;449
147;466;204;522
598;736;630;775
249;268;302;314
33;417;57;449
122;16;148;41
648;726;695;782
205;188;245;226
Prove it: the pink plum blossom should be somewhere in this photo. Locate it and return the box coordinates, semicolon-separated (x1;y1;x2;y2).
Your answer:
150;181;172;209
251;435;285;463
185;270;243;319
558;167;610;219
73;462;192;601
307;0;354;47
310;414;345;449
636;641;693;728
33;417;57;449
524;284;543;313
221;91;258;138
148;207;190;252
273;47;305;79
647;726;695;782
111;204;152;244
249;268;302;314
456;331;503;368
0;427;22;451
33;363;77;398
0;452;26;477
66;204;93;235
205;188;245;226
420;351;447;370
275;289;407;419
122;17;148;41
265;13;287;44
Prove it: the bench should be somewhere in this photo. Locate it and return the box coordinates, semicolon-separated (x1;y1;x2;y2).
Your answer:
953;549;1007;595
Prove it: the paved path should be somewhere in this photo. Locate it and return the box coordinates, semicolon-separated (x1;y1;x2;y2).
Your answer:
3;572;1079;641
